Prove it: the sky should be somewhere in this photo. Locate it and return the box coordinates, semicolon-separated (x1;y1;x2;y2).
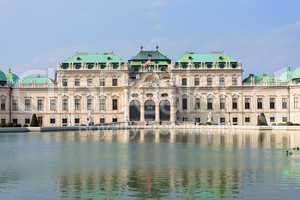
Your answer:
0;0;300;77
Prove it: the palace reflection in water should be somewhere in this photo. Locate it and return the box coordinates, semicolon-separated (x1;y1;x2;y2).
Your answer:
27;129;297;200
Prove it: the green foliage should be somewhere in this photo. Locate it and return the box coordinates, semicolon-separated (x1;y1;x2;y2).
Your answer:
30;114;39;127
257;113;268;126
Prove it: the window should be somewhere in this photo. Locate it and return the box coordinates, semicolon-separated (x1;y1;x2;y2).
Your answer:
282;98;288;109
194;77;199;86
219;77;225;87
1;119;5;125
257;98;263;109
99;96;106;111
282;117;288;123
75;98;81;111
62;98;68;111
50;99;57;111
220;97;225;110
75;118;80;124
245;117;251;123
62;79;68;87
12;119;18;125
100;118;105;124
25;99;31;111
220;117;225;125
295;96;299;109
100;78;105;86
270;98;276;110
270;117;275;123
207;76;213;86
182;97;188;110
206;62;213;68
112;118;118;123
112;99;118;110
245;98;251;110
112;78;118;86
232;97;238;110
74;79;80;87
0;96;6;111
207;98;213;110
12;99;18;111
62;118;68;124
195;118;201;123
232;76;238;86
232;117;238;125
195;98;201;110
37;99;44;111
50;118;55;124
182;78;187;86
25;118;30;124
87;97;93;111
87;79;93;86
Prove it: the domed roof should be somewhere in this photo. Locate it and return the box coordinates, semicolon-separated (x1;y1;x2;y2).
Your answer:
291;68;300;80
19;74;53;85
0;70;7;82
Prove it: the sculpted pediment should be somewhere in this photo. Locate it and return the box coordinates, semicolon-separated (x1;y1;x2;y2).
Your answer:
133;73;172;88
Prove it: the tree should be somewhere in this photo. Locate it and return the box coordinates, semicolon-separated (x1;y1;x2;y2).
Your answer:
257;113;268;126
30;114;39;127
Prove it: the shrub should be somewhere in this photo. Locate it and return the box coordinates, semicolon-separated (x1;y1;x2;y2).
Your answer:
30;114;39;127
257;113;268;126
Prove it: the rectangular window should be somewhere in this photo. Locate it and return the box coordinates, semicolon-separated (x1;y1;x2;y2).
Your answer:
270;117;275;123
75;99;81;111
282;117;288;123
50;99;57;111
112;99;118;110
12;119;18;125
74;79;80;87
257;98;263;110
207;98;213;110
100;118;105;124
87;79;93;86
25;99;31;111
99;97;106;111
245;117;251;123
75;118;80;124
0;97;5;111
87;98;93;111
220;117;225;125
220;98;225;110
232;76;238;86
232;117;238;125
12;99;18;111
100;78;105;86
62;99;68;111
295;97;299;109
50;118;55;124
195;98;200;110
232;98;238;110
25;118;30;124
112;118;118;123
219;77;225;87
245;98;250;110
195;118;201;123
270;98;276;110
62;79;68;87
207;76;213;87
37;99;44;111
282;98;288;109
194;77;199;86
62;118;68;125
112;78;118;86
182;78;187;86
1;118;5;125
182;98;188;110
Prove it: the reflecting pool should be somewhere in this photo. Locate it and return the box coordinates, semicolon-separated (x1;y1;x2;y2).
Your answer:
1;129;300;199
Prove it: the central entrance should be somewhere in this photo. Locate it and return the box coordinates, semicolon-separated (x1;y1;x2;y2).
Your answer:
129;100;141;121
144;100;156;121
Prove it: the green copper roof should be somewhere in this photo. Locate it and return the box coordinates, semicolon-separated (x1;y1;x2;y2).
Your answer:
177;52;237;63
130;50;171;62
19;74;53;85
63;52;123;63
0;70;7;82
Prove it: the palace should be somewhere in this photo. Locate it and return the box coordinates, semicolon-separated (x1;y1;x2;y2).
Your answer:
1;47;300;127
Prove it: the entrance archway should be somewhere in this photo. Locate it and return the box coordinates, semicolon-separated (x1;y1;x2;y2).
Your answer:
160;100;170;121
144;100;156;121
129;100;141;121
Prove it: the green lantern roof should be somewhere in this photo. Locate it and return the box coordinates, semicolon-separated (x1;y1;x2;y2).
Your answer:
0;70;7;82
63;52;123;63
130;50;171;62
18;74;53;85
177;52;237;63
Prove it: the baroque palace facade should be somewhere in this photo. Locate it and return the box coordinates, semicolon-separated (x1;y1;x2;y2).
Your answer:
1;48;300;127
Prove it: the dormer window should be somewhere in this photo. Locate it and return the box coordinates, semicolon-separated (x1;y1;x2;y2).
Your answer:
74;63;81;69
231;62;238;68
87;63;94;69
76;57;81;61
206;62;213;69
219;62;225;69
61;63;69;69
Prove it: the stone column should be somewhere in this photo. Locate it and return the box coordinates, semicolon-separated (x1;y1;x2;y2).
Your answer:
124;88;129;124
140;100;145;123
155;100;160;123
170;95;176;125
